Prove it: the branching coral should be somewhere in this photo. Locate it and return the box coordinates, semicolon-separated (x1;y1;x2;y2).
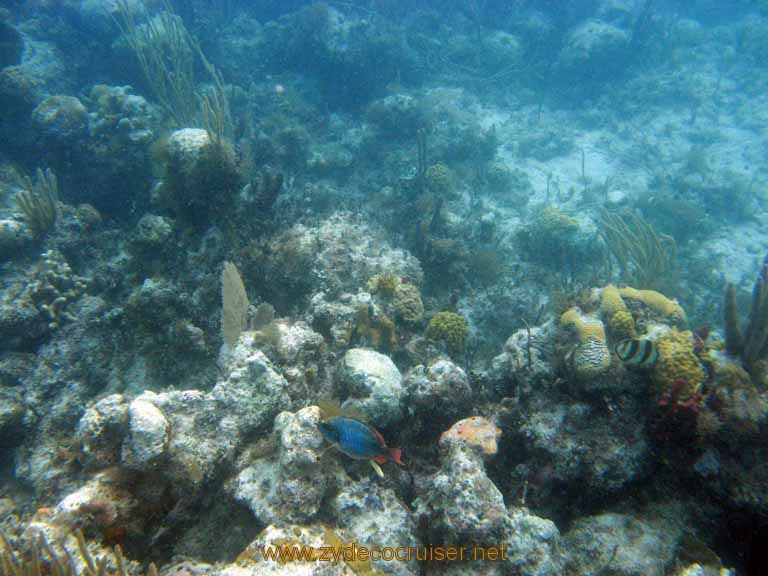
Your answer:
28;250;88;330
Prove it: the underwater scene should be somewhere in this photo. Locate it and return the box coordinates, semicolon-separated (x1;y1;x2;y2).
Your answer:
2;0;768;574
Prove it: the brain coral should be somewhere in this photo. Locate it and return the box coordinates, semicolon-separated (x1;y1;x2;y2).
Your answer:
560;307;611;379
393;282;424;323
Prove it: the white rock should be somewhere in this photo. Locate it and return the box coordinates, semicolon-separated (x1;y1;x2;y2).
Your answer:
122;398;169;469
339;348;402;425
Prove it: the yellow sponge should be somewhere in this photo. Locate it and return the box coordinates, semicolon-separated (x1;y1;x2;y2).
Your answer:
619;287;686;324
652;330;705;400
600;284;628;317
560;307;606;343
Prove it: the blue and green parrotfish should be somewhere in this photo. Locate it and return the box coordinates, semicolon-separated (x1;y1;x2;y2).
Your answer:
319;415;402;477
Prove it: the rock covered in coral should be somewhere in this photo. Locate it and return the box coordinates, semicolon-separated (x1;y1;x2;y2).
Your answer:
50;471;139;536
366;93;426;137
32;95;89;144
559;18;631;76
263;212;423;306
76;394;129;469
416;415;560;575
332;479;420;576
0;218;33;259
231;522;390;576
338;348;403;425
261;320;332;402
130;213;173;252
72;335;290;497
230;406;326;525
414;419;507;547
481;30;523;73
121;398;170;469
0;249;88;350
158;128;240;227
0;385;24;446
498;507;561;576
490;320;556;390
403;359;471;420
563;512;681;576
87;84;156;145
516;399;650;501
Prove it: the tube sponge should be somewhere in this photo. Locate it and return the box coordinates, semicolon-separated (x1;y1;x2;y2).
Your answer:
619;287;686;324
560;307;606;343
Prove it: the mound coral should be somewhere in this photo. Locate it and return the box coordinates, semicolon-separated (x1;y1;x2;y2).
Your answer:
426;311;468;357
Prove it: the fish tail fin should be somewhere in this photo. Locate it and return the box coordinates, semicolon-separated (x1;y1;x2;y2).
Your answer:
389;447;403;465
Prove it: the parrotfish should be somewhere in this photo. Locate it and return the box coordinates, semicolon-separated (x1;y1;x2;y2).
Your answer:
318;415;402;477
615;338;658;367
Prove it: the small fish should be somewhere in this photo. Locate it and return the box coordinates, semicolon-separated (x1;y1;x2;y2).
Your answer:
319;416;402;477
615;338;658;367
